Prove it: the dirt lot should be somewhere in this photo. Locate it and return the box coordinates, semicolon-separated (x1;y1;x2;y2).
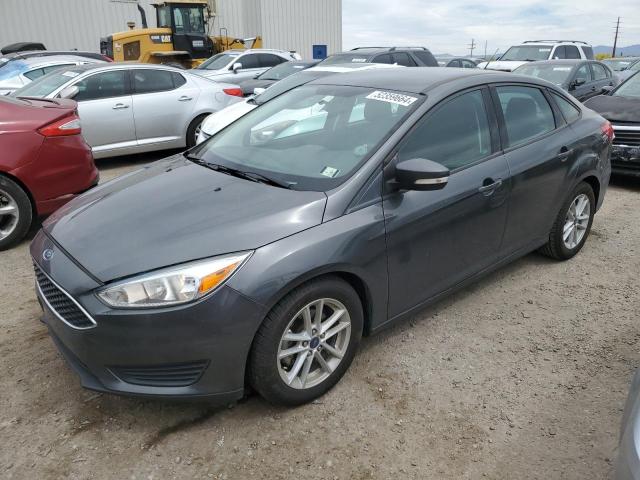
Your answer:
1;154;639;479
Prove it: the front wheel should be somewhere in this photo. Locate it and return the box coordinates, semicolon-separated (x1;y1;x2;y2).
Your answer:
539;182;595;260
249;277;364;406
0;175;33;251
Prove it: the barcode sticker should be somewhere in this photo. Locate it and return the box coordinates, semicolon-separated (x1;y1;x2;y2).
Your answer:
366;90;418;107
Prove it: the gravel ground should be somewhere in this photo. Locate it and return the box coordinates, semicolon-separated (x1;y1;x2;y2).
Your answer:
1;153;639;479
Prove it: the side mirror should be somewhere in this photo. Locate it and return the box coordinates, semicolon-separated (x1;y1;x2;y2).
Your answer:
232;62;242;73
572;78;586;88
394;158;450;191
253;87;266;96
601;85;614;94
59;85;79;99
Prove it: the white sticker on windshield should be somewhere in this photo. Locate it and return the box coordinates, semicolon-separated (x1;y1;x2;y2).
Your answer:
553;67;572;71
62;71;79;78
538;48;551;52
321;166;340;178
366;90;418;107
351;58;367;63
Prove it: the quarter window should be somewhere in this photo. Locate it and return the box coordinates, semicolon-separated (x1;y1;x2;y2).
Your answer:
551;92;580;124
397;90;492;170
73;71;128;101
373;53;394;64
133;69;176;94
23;68;45;80
495;86;556;147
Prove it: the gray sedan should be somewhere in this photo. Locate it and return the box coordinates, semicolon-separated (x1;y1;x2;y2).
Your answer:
31;68;611;406
11;64;243;158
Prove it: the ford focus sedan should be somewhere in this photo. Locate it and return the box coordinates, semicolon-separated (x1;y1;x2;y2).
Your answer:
31;68;612;406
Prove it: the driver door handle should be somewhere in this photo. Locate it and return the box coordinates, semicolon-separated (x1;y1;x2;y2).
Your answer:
112;103;129;110
178;96;193;102
478;178;502;194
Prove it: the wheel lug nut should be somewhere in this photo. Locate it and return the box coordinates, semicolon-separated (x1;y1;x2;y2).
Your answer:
302;341;308;347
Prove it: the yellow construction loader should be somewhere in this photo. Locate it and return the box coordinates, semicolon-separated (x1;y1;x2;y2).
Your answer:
100;0;262;69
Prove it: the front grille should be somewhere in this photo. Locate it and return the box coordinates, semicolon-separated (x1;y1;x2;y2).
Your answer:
34;264;96;329
612;127;640;146
109;361;209;387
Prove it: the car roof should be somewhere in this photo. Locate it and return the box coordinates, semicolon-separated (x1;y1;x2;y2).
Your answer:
222;49;292;55
52;62;185;74
19;55;99;66
308;67;505;94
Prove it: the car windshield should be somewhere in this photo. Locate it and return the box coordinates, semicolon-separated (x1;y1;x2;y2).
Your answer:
320;53;370;65
11;68;79;97
192;84;421;191
501;46;552;61
197;53;239;71
514;64;573;86
0;60;28;81
613;73;640;99
258;62;309;81
602;59;638;71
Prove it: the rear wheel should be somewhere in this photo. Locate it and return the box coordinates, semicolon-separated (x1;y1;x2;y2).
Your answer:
0;176;32;251
186;114;208;148
249;277;364;406
539;182;595;260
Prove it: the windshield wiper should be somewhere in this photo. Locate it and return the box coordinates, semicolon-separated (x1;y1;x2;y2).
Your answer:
185;152;293;189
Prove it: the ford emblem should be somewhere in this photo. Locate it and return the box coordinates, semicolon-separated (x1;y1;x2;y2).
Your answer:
42;249;54;261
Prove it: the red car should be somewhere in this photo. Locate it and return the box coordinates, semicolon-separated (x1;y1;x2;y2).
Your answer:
0;96;98;250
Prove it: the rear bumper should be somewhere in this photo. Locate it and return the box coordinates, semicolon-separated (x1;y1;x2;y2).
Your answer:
35;173;99;216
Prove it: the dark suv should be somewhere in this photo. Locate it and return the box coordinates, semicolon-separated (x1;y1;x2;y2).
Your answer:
320;47;438;67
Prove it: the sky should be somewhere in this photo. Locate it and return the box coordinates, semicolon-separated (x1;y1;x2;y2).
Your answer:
342;0;640;56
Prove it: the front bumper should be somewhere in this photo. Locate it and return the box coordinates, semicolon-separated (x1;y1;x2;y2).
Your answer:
31;230;266;401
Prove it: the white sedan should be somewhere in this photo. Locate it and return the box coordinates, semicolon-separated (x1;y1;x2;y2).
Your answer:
12;63;243;158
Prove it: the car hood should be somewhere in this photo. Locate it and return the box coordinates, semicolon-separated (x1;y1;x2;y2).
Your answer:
43;155;327;282
584;95;640;123
478;60;528;72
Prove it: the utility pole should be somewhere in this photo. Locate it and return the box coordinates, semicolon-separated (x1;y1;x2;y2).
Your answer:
468;38;476;57
484;40;488;59
612;17;621;57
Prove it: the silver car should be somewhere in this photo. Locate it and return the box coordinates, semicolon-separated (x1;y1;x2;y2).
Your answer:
11;63;243;159
0;55;103;95
194;49;299;83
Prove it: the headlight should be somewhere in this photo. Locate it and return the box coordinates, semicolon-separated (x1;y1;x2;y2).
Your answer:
97;252;251;308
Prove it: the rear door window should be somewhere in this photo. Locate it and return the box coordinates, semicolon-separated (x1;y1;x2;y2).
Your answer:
412;50;438;66
73;70;128;101
133;69;176;94
397;89;492;170
495;85;556;148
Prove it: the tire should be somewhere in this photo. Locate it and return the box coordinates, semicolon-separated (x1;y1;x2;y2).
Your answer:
249;276;364;406
0;175;33;251
186;114;208;148
539;182;595;260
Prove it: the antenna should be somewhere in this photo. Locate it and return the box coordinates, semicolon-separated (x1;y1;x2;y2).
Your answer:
483;48;501;69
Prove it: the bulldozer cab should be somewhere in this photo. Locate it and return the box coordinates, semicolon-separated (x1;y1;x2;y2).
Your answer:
153;1;212;60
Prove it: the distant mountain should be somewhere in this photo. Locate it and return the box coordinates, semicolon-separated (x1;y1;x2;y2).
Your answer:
593;44;640;56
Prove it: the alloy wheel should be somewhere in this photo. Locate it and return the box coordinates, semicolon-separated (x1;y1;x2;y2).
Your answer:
277;298;351;390
0;189;19;241
563;193;591;250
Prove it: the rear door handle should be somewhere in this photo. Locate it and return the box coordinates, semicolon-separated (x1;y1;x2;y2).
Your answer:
112;103;129;110
178;96;193;102
478;178;502;194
